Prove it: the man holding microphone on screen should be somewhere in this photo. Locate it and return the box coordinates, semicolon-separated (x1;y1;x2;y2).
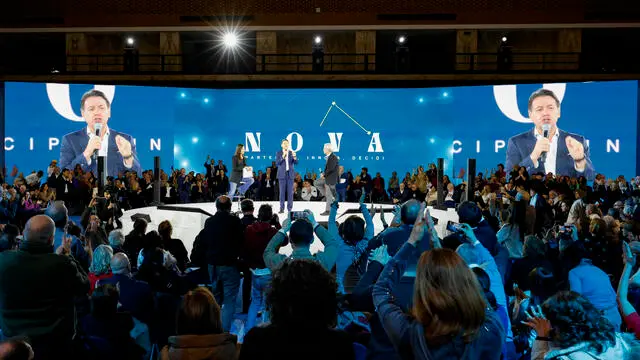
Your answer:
505;88;595;180
276;139;297;214
59;89;141;177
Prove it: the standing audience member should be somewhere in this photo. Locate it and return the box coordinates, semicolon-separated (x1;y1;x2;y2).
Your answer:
158;220;189;272
0;215;90;360
191;195;244;332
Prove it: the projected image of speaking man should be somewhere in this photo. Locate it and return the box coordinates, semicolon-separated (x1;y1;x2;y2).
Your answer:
59;90;141;177
505;88;595;180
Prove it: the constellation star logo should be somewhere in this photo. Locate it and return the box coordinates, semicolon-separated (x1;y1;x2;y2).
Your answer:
493;83;566;123
46;83;116;122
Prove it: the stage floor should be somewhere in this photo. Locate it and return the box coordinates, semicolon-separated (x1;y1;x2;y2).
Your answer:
120;201;459;256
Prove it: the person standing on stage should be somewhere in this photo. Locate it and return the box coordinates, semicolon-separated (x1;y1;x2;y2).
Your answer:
321;143;339;216
228;144;254;197
276;139;298;214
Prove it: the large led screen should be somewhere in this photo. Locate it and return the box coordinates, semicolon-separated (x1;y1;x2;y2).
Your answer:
4;81;637;180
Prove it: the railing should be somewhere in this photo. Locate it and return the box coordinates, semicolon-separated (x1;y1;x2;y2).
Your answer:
1;51;639;75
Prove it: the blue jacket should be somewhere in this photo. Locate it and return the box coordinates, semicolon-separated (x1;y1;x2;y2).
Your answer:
505;129;595;180
275;150;298;180
59;127;141;177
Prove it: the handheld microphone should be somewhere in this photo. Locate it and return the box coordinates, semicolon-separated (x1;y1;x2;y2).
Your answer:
93;123;103;159
540;124;550;165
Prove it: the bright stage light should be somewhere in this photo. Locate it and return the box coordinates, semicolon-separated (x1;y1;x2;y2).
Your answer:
180;92;186;98
314;36;323;45
397;36;406;44
192;137;199;144
223;32;238;48
126;37;135;46
203;98;210;104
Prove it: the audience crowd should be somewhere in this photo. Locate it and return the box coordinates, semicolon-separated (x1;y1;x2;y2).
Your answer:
1;158;640;360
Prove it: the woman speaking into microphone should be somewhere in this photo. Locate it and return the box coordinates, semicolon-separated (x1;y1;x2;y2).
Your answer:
228;144;255;197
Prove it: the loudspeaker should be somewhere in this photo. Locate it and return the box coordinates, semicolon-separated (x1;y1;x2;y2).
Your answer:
466;158;476;202
151;156;163;205
436;158;445;209
97;156;106;194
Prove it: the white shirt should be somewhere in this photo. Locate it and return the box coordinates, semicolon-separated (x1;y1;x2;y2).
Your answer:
86;126;110;168
533;127;559;175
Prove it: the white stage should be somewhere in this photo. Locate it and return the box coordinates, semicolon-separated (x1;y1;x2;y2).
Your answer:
120;201;459;256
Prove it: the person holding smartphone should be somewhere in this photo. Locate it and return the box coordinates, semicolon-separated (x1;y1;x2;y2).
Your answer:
263;209;339;272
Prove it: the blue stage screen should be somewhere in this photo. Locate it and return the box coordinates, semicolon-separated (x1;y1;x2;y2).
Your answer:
3;81;637;180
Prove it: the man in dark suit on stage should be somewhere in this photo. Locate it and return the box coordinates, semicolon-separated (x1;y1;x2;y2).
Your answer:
321;143;339;216
59;89;141;177
505;88;595;180
276;139;298;214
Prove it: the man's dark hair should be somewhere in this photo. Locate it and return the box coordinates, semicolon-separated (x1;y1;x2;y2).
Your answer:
215;195;232;212
281;139;289;144
267;259;338;328
340;216;365;246
400;199;421;225
241;199;254;213
457;201;482;227
528;88;560;111
289;219;314;246
258;204;273;222
80;89;111;111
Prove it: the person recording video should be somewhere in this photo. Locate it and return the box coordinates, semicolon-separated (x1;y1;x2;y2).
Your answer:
505;88;595;180
59;89;141;177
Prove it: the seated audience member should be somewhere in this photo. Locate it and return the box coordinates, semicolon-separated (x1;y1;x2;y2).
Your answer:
0;215;89;360
525;291;640;359
161;287;237;360
372;212;505;359
88;244;114;293
80;284;145;360
0;339;34;360
240;259;355;360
